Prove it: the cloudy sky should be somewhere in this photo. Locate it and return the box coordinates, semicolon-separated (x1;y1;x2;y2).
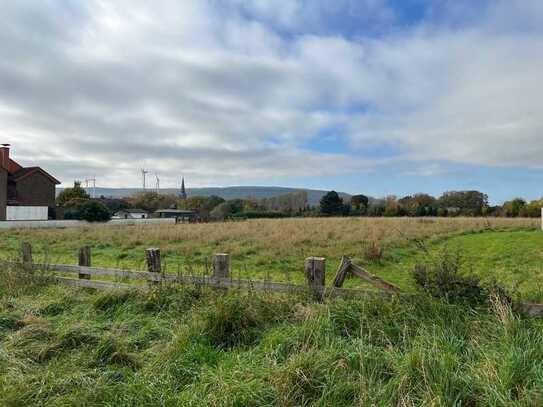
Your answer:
1;0;542;203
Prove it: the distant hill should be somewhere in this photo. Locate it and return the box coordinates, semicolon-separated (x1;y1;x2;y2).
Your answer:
57;186;353;206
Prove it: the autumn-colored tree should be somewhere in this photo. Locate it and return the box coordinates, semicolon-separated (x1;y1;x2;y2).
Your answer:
56;181;90;206
132;192;177;212
502;198;527;217
520;199;543;218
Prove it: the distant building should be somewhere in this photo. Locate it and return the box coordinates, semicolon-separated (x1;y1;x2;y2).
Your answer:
0;145;61;221
112;209;149;219
155;209;198;222
179;177;187;200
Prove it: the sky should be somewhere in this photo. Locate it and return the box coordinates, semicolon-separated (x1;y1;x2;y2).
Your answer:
0;0;542;204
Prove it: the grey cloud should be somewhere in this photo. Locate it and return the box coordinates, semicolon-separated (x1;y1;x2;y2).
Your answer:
1;0;542;188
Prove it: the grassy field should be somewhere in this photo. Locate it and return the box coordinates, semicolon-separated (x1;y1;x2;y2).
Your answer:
372;229;543;302
2;217;543;405
1;271;543;406
0;217;540;297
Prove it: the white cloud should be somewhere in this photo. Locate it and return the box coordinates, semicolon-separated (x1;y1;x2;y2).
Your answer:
0;0;542;188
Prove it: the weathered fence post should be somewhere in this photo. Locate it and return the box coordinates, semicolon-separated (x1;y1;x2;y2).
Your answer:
213;253;230;280
21;242;33;273
78;246;91;280
332;256;352;288
304;257;326;300
145;248;162;284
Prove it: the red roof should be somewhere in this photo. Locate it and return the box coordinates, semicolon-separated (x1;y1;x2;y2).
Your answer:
11;166;61;185
6;158;22;173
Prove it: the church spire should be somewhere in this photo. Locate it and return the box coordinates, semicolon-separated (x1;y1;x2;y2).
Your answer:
180;177;187;200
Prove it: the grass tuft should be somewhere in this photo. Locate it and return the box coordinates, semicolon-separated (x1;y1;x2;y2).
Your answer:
199;292;293;348
93;290;135;312
93;334;139;369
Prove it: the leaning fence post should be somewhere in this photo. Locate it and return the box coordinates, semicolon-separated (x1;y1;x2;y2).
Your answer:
213;253;230;280
21;242;33;273
332;256;352;288
304;257;326;300
145;248;162;284
78;246;91;280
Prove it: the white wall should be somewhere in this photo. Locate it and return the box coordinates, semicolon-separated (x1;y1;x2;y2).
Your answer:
0;217;176;230
6;206;48;221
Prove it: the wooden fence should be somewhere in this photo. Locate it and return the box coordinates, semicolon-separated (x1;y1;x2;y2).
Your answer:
2;243;401;300
3;242;543;316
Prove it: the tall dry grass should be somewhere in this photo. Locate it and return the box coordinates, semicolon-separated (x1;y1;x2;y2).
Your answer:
0;217;539;289
3;217;538;258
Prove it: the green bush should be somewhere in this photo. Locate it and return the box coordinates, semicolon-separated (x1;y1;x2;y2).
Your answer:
412;248;490;306
78;201;111;222
231;210;288;219
64;200;111;222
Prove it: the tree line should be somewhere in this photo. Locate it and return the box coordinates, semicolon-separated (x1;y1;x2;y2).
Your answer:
55;182;543;222
319;190;543;218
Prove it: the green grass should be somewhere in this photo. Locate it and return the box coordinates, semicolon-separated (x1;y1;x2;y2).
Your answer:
2;219;543;404
1;271;543;406
371;230;543;301
0;218;538;292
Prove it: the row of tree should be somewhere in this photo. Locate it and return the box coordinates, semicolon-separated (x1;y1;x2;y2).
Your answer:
319;190;543;218
56;182;543;222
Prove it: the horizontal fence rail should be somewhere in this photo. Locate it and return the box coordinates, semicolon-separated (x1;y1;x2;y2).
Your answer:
0;260;392;300
2;242;543;316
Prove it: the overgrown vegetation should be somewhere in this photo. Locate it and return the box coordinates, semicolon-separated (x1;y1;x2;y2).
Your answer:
0;217;539;295
1;269;543;406
412;248;509;306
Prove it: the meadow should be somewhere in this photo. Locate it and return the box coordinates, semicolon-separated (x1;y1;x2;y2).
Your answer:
1;217;543;405
0;217;540;297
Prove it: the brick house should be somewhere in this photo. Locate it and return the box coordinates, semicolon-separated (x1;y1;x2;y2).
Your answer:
0;145;61;221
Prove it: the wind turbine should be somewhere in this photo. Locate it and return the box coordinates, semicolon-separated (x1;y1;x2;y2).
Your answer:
141;169;149;190
155;174;160;194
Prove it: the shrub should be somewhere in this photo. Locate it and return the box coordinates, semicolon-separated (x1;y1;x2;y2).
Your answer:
63;200;111;222
78;201;111;222
412;248;489;306
231;210;288;219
